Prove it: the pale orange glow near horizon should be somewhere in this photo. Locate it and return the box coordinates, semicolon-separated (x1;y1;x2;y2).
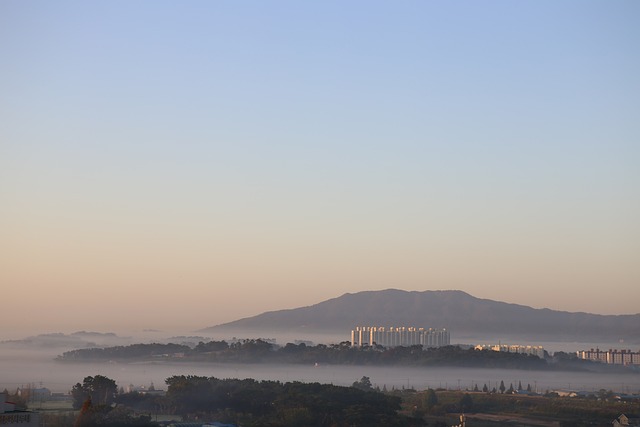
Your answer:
2;1;639;337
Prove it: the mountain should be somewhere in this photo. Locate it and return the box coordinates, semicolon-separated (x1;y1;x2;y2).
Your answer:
200;289;640;343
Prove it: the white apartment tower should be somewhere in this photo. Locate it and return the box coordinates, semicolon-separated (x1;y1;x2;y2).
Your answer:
350;326;450;348
576;348;640;365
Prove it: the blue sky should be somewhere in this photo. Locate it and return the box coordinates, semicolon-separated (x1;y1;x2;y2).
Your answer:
1;1;638;334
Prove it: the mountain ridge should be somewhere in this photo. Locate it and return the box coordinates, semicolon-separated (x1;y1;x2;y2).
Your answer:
199;289;640;343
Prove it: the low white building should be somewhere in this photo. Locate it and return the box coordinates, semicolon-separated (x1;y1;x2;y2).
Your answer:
475;344;545;358
0;393;39;427
613;414;640;427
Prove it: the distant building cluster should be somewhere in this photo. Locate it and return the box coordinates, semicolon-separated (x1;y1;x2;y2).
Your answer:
474;344;545;358
350;326;450;348
577;348;640;365
125;383;166;396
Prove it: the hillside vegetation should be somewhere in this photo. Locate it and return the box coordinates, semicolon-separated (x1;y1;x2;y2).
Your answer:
57;340;634;373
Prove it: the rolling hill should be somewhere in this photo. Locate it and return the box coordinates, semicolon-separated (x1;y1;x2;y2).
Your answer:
199;289;640;343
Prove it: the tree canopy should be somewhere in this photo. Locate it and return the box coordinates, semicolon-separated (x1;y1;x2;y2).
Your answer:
71;375;117;409
59;341;552;370
162;375;416;426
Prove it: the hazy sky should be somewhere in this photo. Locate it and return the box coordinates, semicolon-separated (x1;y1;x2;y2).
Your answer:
1;1;639;336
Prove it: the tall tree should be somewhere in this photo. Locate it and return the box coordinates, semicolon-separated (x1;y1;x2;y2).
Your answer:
459;393;473;412
423;388;438;410
71;375;117;409
352;376;373;391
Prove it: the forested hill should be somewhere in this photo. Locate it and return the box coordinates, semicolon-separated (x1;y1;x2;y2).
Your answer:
56;340;545;370
56;340;634;373
200;289;640;342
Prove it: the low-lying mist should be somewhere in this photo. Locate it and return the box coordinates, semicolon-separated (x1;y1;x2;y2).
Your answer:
1;329;637;396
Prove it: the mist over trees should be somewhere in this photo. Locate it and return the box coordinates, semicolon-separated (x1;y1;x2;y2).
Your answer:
59;340;554;370
59;339;634;374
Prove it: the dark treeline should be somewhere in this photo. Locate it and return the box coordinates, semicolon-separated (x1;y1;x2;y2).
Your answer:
58;340;558;369
62;374;640;427
72;375;419;427
161;375;415;426
406;389;640;426
60;342;192;360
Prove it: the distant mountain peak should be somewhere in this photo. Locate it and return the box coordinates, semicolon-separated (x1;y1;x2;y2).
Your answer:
199;289;640;343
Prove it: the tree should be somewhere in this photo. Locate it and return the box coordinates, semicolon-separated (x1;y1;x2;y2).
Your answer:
424;388;438;409
74;397;95;427
597;389;615;401
73;395;158;427
499;380;506;394
351;376;373;391
459;393;473;412
482;384;488;393
71;375;118;409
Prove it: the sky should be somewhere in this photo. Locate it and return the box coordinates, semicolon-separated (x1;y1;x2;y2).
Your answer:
1;1;639;336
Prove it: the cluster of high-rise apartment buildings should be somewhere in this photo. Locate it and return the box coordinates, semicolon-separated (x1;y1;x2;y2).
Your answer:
350;326;450;348
576;348;640;365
